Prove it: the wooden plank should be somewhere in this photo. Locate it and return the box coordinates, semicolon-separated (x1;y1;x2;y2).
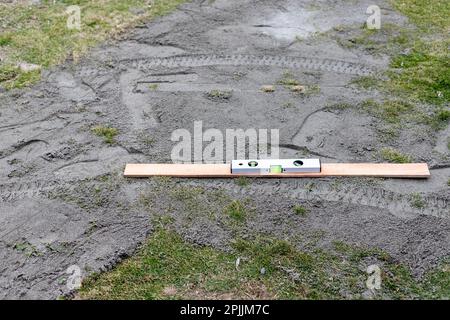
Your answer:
124;163;430;178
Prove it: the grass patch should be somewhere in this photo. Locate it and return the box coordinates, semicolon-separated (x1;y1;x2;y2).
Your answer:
277;71;301;87
335;23;408;55
224;200;247;223
78;228;450;299
340;2;449;110
91;125;118;144
293;205;308;216
49;174;122;211
435;109;450;122
350;76;379;90
148;83;159;91
380;147;412;163
12;241;40;257
0;0;186;89
361;100;415;124
206;89;232;100
386;1;449;106
358;99;437;142
386;42;449;105
360;99;449;142
409;193;425;209
144;184;252;229
0;64;42;90
0;33;13;46
390;0;449;31
234;176;250;187
424;107;450;130
276;71;320;95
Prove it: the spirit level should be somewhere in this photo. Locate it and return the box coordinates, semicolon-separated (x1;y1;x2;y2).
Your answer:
124;159;430;178
231;159;321;174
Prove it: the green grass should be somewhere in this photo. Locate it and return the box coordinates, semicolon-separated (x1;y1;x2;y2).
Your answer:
425;108;450;130
206;90;232;100
224;200;247;223
293;205;308;216
346;1;449;109
234;176;250;187
350;76;379;90
0;33;13;46
277;71;301;87
360;99;449;140
387;1;449;106
49;174;122;211
361;100;415;124
435;109;450;122
78;228;450;299
391;0;449;31
148;83;159;91
359;98;448;142
409;193;425;209
276;71;320;95
387;42;449;105
91;125;118;144
12;241;41;257
380;147;412;163
0;0;186;89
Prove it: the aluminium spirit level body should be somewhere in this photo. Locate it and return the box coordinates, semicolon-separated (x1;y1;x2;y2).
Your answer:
231;159;321;174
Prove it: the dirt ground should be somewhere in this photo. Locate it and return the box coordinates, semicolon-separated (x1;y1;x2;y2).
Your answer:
0;0;449;299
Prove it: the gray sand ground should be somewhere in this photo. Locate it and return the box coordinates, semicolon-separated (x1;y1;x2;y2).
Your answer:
0;0;448;299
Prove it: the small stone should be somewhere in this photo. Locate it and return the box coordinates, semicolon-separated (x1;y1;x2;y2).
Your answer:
260;267;266;275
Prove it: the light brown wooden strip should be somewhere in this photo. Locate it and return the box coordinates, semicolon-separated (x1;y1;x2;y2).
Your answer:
124;163;430;178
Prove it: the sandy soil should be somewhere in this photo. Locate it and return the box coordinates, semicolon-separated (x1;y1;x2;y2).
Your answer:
0;0;448;299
